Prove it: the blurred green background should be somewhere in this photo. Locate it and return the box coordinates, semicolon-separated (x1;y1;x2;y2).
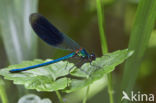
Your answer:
0;0;156;103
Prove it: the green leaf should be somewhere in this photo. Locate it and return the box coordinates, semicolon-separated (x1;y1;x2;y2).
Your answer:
0;49;133;92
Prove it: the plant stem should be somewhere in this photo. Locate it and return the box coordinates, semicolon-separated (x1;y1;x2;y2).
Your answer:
82;86;90;103
96;0;114;103
107;74;114;103
96;0;108;53
0;78;8;103
56;91;64;103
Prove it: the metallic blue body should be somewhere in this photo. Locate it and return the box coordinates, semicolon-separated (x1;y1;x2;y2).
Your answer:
10;52;76;72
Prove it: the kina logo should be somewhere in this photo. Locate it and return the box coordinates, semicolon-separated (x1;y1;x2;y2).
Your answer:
121;91;155;102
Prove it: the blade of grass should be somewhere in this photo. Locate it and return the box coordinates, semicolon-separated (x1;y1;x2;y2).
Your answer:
19;0;38;59
121;0;156;102
0;0;38;64
0;0;38;99
96;0;108;53
0;0;23;64
96;0;114;103
0;78;8;103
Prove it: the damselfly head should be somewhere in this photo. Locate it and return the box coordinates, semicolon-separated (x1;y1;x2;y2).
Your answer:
89;53;96;61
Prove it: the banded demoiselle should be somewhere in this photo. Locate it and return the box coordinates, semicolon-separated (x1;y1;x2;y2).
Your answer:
9;13;96;73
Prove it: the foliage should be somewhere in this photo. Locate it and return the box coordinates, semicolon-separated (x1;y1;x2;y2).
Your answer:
121;0;156;97
0;49;133;93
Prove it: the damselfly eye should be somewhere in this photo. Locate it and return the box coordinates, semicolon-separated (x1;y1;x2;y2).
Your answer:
90;53;96;61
